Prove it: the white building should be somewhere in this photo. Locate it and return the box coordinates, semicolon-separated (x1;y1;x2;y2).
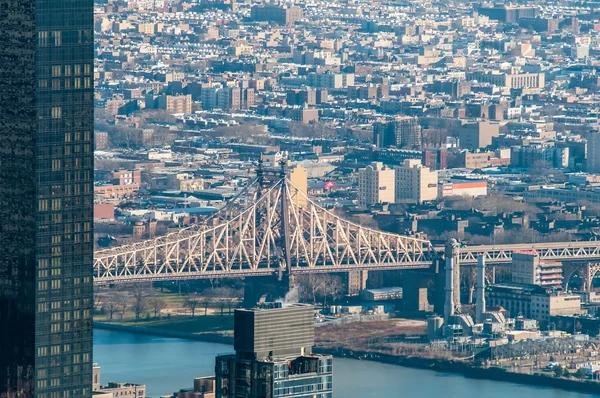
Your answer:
358;162;395;207
394;159;438;203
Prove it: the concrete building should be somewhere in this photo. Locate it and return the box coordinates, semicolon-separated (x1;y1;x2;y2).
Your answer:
510;144;569;169
215;304;333;398
466;71;545;89
487;284;581;322
358;162;395;207
586;131;600;173
458;121;499;149
93;364;146;398
394;159;438;203
511;251;563;288
307;72;354;89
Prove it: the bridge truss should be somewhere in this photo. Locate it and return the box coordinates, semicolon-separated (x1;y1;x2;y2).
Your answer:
94;178;435;283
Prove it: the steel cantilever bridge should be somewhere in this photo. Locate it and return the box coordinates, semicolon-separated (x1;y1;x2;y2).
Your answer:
93;175;600;284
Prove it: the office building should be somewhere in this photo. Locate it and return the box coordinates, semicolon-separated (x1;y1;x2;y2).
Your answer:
466;71;545;89
394;160;438;203
373;117;422;149
0;0;94;394
511;251;563;288
215;303;333;398
358;162;395;207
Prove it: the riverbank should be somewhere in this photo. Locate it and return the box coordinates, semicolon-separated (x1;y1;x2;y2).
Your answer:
94;322;234;345
94;323;600;395
315;347;600;395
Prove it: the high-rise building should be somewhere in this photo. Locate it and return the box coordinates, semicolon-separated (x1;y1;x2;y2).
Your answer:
586;131;600;173
215;303;333;398
394;159;438;203
358;162;395;207
0;0;94;394
458;121;499;150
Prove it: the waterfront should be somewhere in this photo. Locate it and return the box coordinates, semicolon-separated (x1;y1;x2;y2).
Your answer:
93;329;598;397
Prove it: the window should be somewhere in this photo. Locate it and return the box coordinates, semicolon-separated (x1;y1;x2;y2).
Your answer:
52;107;62;119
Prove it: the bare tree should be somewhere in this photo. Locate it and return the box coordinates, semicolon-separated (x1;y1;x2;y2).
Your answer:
184;295;200;317
148;297;167;318
222;288;242;315
104;294;119;320
117;293;130;319
214;287;228;316
297;274;327;304
132;285;152;323
200;294;214;316
320;275;343;307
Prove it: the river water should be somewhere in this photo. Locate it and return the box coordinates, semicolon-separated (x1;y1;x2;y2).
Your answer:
93;329;598;398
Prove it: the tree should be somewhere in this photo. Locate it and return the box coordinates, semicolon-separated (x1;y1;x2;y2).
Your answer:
297;274;327;304
563;368;571;378
117;293;130;319
214;287;228;316
200;294;214;316
184;295;200;317
104;294;119;320
575;368;586;379
148;297;167;318
320;275;344;307
132;285;152;323
223;288;242;315
553;366;563;377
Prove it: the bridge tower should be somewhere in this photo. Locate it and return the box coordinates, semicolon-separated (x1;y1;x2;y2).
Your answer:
444;239;460;322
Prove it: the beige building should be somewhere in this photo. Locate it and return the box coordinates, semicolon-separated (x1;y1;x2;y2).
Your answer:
394;159;438;203
358;162;395;207
466;71;545;89
487;284;582;322
158;94;192;114
93;364;146;398
459;121;499;149
512;250;563;288
289;165;308;207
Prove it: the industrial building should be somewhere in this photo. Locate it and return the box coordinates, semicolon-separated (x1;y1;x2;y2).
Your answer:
215;303;333;398
486;283;582;322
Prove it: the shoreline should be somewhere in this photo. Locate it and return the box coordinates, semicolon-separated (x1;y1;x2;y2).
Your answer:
94;323;600;395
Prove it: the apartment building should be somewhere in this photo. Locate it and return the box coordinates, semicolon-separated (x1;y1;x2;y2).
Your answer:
358;162;395;207
394;159;438;203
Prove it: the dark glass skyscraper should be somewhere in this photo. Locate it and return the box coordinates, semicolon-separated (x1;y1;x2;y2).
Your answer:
0;0;94;395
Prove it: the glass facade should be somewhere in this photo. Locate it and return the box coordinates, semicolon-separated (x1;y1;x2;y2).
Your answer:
0;0;94;395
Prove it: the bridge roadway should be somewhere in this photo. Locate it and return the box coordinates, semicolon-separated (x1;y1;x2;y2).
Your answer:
93;240;600;284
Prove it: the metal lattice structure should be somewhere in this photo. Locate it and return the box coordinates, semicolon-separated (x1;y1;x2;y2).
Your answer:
93;178;435;283
456;242;600;265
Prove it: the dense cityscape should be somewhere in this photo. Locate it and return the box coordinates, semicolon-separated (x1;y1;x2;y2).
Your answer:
5;0;600;397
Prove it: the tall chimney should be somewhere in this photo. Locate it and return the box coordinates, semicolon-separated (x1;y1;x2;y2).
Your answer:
476;255;486;323
444;239;458;322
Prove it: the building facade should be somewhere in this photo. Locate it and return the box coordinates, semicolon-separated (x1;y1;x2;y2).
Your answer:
0;0;94;395
487;284;581;322
511;251;563;288
373;117;421;149
358;162;395;207
587;131;600;173
216;304;333;398
394;159;438;203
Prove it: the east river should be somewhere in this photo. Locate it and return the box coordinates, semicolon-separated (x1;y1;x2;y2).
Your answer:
94;329;598;398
